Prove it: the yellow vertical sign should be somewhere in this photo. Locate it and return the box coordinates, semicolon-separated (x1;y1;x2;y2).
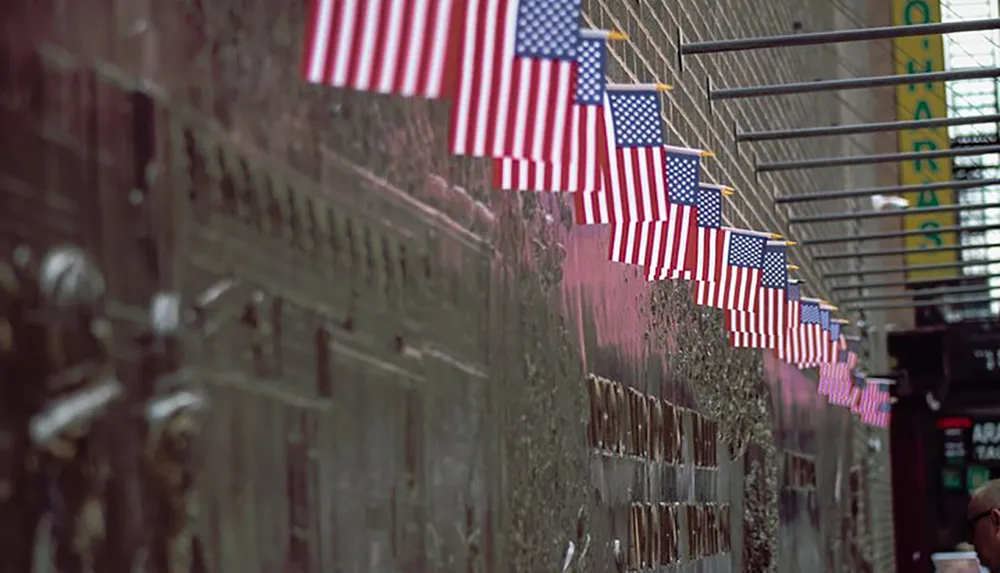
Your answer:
891;0;958;282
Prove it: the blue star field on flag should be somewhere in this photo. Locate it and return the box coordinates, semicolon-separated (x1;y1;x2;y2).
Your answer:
696;186;722;228
761;244;787;290
575;37;605;104
801;301;820;324
666;152;699;205
787;281;801;302
728;233;766;269
608;90;663;148
515;0;581;60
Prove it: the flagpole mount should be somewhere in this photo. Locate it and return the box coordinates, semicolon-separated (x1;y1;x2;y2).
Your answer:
758;144;1000;173
676;27;685;74
813;241;1000;262
710;68;1000;100
738;113;1000;143
802;221;1000;246
678;18;1000;55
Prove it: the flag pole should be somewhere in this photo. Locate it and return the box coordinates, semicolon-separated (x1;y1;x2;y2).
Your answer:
737;114;1000;143
801;222;1000;246
845;295;1000;312
607;83;674;92
711;68;1000;100
678;18;1000;55
777;178;1000;204
788;201;1000;224
838;284;994;304
813;241;1000;262
829;273;998;292
757;144;1000;173
824;258;998;279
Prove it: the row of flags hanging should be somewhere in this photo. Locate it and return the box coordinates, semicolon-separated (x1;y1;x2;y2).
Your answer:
299;0;890;426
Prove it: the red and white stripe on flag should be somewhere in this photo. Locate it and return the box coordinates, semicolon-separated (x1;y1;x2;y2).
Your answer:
852;384;878;415
727;304;787;349
449;0;578;160
493;86;608;192
493;57;608;193
301;0;460;97
660;225;719;281
572;189;614;225
818;361;850;396
831;378;855;405
726;281;787;349
797;327;837;367
694;262;760;313
608;205;695;272
603;139;669;224
775;322;819;365
825;373;856;406
786;296;801;328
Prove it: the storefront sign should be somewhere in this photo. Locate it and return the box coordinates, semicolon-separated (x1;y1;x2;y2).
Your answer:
891;0;958;281
942;427;968;464
971;421;1000;462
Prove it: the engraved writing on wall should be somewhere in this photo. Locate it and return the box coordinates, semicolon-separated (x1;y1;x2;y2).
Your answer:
586;374;730;569
626;502;732;568
586;374;717;468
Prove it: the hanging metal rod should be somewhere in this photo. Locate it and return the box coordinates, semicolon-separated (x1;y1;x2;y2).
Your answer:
678;18;1000;55
711;68;1000;100
802;221;1000;246
789;201;1000;224
757;145;1000;173
824;258;998;279
838;284;994;304
776;177;1000;204
845;294;998;312
737;113;1000;143
830;274;993;292
813;241;1000;261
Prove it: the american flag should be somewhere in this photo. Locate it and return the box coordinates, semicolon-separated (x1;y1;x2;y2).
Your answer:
493;30;609;193
786;280;802;327
857;378;893;419
301;0;460;97
844;376;864;410
727;242;788;348
852;376;880;416
864;400;892;428
829;321;842;343
658;184;725;281
775;300;823;365
797;305;838;367
572;143;705;227
817;308;841;364
610;151;699;273
845;339;861;370
695;232;767;312
818;346;852;398
827;368;859;407
450;0;582;161
595;87;670;224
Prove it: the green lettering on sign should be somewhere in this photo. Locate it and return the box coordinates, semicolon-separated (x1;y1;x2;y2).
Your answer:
913;99;934;120
918;220;944;247
916;190;941;207
912;140;939;172
904;0;931;24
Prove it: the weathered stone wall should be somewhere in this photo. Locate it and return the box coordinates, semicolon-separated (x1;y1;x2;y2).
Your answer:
0;0;896;571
